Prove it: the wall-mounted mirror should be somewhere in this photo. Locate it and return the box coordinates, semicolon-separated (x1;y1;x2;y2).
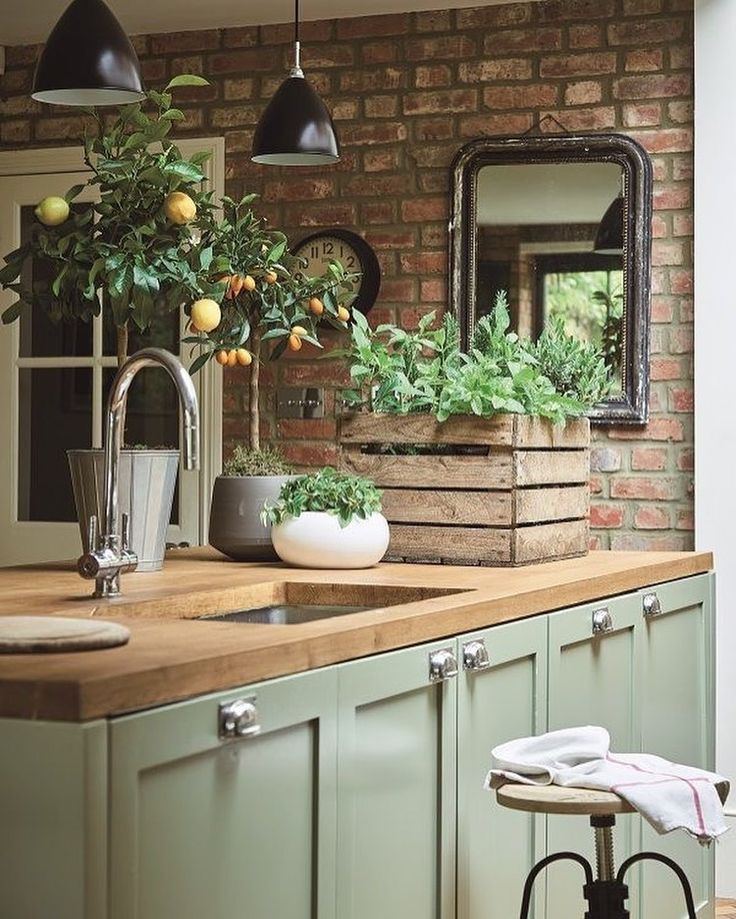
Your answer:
449;134;653;424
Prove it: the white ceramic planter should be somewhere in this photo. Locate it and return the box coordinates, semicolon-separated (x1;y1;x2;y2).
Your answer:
271;511;390;569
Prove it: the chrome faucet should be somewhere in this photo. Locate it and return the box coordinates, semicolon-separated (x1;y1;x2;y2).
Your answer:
77;348;200;598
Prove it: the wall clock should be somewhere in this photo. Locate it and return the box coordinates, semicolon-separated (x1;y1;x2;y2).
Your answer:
294;228;381;316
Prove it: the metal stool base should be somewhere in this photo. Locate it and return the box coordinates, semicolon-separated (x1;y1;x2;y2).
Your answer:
518;814;698;919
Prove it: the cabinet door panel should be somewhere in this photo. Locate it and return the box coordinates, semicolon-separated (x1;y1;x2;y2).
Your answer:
639;574;715;919
109;668;337;919
457;616;548;919
336;641;457;919
547;593;642;919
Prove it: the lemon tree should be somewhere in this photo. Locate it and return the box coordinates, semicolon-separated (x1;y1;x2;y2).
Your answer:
0;74;213;365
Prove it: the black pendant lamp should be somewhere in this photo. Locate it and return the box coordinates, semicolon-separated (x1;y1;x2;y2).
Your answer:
32;0;145;106
593;196;624;255
252;0;340;166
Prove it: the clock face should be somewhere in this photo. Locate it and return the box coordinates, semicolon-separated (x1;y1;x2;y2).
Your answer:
294;229;381;316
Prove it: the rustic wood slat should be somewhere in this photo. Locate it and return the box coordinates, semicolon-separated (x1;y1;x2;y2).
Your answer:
342;451;514;489
514;486;590;525
514;450;590;486
513;519;590;564
381;489;513;526
389;524;512;563
512;415;591;449
339;413;516;446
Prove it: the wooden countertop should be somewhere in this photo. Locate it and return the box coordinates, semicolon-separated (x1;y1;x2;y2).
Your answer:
0;549;712;722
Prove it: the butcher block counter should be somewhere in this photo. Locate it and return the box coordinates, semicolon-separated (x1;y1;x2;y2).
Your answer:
0;547;713;722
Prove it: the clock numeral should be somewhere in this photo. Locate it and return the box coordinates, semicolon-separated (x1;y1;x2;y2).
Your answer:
310;245;319;259
346;256;356;268
322;242;334;256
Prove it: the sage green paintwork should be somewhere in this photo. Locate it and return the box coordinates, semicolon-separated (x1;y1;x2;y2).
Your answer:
108;667;338;919
0;573;716;919
456;615;548;919
336;639;457;919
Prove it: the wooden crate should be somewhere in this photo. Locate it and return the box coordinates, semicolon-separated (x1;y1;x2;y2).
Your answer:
338;413;590;567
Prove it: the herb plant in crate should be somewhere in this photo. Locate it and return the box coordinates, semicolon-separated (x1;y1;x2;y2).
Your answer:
0;75;215;570
338;294;611;566
184;196;357;560
262;467;389;569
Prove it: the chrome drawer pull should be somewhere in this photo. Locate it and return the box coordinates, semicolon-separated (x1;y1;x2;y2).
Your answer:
592;608;614;635
219;698;261;740
643;592;663;618
429;648;458;683
462;640;491;672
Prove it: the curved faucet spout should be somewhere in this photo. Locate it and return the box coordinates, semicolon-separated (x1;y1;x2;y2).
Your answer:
79;348;200;598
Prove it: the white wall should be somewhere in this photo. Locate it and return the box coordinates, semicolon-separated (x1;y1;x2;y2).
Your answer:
694;0;736;896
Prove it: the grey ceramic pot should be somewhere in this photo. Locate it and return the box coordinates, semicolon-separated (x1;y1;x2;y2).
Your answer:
208;475;293;562
67;449;179;572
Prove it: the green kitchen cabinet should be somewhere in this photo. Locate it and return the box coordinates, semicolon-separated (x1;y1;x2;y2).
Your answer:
336;639;458;919
108;667;338;919
547;591;643;919
637;574;716;919
456;616;548;919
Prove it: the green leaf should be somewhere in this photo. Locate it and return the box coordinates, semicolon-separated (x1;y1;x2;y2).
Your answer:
163;160;205;183
189;351;212;374
64;184;86;203
165;74;211;90
1;300;25;324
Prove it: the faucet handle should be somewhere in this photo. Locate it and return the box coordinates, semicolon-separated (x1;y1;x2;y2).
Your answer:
87;515;99;551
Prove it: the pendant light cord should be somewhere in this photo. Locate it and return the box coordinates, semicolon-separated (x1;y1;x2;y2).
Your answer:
293;0;303;75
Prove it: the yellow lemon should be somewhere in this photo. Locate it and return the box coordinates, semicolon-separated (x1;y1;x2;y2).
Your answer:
164;191;197;225
190;298;221;333
35;196;70;226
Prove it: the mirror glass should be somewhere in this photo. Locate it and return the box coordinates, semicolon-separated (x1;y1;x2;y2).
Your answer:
475;162;624;393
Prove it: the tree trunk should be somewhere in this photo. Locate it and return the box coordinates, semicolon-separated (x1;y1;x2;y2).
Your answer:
116;323;129;368
249;325;262;452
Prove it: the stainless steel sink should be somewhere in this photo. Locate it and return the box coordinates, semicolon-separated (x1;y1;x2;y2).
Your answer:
199;603;370;626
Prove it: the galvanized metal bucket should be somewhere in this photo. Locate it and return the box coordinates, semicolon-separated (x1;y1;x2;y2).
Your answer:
67;449;179;572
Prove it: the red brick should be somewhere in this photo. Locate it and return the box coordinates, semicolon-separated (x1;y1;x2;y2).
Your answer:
633;129;692;154
541;52;617;78
670;270;693;296
400;252;447;274
337;13;410;39
610;534;689;551
415;10;452;32
614;74;692;99
460;114;533;137
340;67;404;94
632;447;669;471
609;418;684;441
343;174;410;197
285;203;357;227
5;44;42;67
624;0;663;12
401;198;448;222
364;95;398;118
610;477;679;500
458;59;532;83
668;100;693;124
0;120;31;144
670;45;694;70
538;0;616;20
654;185;691;209
263;179;335;203
651;357;683;381
608;19;685;45
340;122;408;146
361;202;396;224
677;449;695;472
209;49;279;73
623;103;661;127
404;89;478;116
483;84;559;110
625;49;664;72
652;241;685;266
151;30;221;53
277;419;337;440
379;278;417;302
362;41;399;64
564;81;603;106
676;509;695;531
489;29;563;55
258;21;328;45
414;119;455;142
281;443;340;469
363;149;401;172
669;386;693;412
415;65;453;89
400;307;442;330
457;4;532;28
542;107;616;131
634;506;671;529
0;68;33;95
569;25;603;48
406;35;476;61
222;26;260;48
673;214;693;237
420;279;446;303
366;230;417;250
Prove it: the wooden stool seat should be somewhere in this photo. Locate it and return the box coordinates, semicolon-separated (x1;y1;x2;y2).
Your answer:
496;783;635;816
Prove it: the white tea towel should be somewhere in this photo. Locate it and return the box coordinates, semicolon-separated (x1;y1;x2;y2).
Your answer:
486;726;729;843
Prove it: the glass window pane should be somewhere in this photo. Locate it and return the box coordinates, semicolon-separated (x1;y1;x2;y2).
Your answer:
18;205;93;358
102;368;180;525
103;308;181;358
17;368;92;522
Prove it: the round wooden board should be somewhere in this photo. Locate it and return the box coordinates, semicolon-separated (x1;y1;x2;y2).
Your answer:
496;783;634;816
0;617;130;653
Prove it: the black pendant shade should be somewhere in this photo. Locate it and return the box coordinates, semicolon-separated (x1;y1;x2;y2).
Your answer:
32;0;145;106
252;76;340;166
594;196;624;255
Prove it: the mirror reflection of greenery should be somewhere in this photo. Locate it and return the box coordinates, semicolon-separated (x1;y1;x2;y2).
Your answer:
544;270;623;375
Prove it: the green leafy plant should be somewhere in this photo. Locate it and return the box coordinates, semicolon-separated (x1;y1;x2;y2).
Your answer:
0;75;214;365
340;291;612;424
222;445;293;477
262;467;382;528
184;196;357;451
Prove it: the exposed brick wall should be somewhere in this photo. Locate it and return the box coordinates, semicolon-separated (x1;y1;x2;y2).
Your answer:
0;0;694;551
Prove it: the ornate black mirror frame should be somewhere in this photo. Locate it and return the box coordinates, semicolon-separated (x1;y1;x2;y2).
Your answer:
449;133;653;425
